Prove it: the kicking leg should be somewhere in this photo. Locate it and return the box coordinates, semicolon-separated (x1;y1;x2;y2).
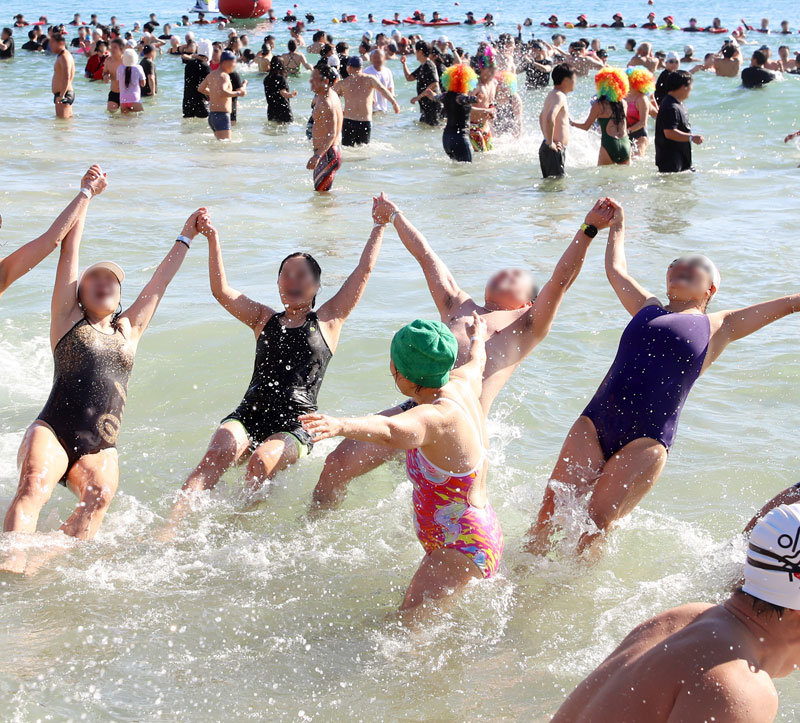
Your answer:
244;433;301;493
61;449;120;540
525;416;605;555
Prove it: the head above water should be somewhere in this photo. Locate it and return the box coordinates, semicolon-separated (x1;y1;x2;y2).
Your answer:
78;261;125;317
278;252;322;309
390;319;458;391
666;254;720;306
485;268;539;310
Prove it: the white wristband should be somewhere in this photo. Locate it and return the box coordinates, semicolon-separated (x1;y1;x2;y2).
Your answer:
79;187;93;199
470;335;483;343
390;211;401;224
176;234;192;248
373;222;386;230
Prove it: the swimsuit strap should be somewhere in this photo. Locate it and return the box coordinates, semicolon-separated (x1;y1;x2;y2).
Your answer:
433;395;488;460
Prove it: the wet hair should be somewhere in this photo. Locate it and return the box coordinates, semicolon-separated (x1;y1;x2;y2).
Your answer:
51;32;65;44
752;50;767;66
666;69;692;92
551;63;575;86
269;56;285;76
312;30;324;42
335;41;348;53
316;63;337;85
278;252;322;307
287;39;296;52
735;587;786;620
415;40;430;55
2;27;11;37
125;65;132;86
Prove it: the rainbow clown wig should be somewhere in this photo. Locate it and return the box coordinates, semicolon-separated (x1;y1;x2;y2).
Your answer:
594;67;630;103
495;70;518;95
626;66;656;95
476;45;496;70
441;64;479;95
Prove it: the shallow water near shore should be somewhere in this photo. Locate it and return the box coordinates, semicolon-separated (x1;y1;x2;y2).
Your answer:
2;0;800;719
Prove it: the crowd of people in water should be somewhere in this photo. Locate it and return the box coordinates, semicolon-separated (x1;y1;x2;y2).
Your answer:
2;8;800;186
4;7;800;721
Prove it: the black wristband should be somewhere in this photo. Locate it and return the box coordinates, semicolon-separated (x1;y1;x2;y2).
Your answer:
580;223;598;238
176;235;191;249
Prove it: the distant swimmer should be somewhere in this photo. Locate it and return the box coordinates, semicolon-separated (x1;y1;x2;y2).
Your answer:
198;49;247;140
553;502;800;722
49;33;75;119
302;315;500;620
570;67;631;166
312;194;617;508
160;211;383;538
103;38;124;112
307;65;343;192
2;176;203;572
334;55;399;146
538;63;575;178
528;199;800;556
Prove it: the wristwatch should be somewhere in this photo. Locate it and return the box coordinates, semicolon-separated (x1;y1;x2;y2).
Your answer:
580;223;598;238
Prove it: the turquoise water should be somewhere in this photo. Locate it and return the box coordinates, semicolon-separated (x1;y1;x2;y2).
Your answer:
2;1;800;720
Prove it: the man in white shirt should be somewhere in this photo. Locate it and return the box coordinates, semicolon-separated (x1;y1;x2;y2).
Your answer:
363;48;394;113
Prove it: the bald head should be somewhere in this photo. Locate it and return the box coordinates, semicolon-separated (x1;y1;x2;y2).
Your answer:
370;48;385;70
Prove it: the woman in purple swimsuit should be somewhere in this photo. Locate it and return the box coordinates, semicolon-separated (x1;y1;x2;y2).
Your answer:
528;199;800;554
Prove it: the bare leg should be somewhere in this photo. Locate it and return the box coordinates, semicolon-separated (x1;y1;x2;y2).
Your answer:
1;424;69;573
398;547;483;624
598;146;613;166
577;437;668;554
158;422;250;540
311;403;407;509
61;449;120;540
244;433;300;493
525;416;605;555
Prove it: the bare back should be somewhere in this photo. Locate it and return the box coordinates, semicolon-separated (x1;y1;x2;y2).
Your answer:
554;602;778;723
311;89;343;152
336;73;376;121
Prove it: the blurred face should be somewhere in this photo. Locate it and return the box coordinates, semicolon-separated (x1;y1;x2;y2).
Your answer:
51;38;65;52
485;268;535;310
370;49;384;69
479;66;494;83
221;57;235;72
80;269;121;315
666;257;716;303
278;257;320;309
665;58;679;71
415;48;426;63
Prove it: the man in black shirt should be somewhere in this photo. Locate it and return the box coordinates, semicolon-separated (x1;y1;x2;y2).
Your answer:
518;42;552;90
0;28;15;59
21;29;41;51
141;44;157;96
742;50;777;88
400;40;441;126
654;52;680;105
182;41;211;118
655;70;704;173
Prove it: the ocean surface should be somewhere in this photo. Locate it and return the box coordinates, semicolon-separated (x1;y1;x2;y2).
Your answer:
2;0;800;719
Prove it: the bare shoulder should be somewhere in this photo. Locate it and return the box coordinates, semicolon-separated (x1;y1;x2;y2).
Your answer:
685;661;778;722
621;603;712;643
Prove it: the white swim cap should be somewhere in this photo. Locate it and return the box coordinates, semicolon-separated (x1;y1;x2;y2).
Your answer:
438;35;449;44
196;39;213;59
666;51;680;62
671;254;721;291
327;54;340;67
79;261;126;287
122;48;138;66
744;503;800;610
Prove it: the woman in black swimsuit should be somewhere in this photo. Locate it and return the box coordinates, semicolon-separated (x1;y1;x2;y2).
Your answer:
3;181;205;559
0;165;105;302
162;210;384;535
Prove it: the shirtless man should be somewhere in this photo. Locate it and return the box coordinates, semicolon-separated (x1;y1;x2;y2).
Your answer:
468;57;498;152
715;42;743;77
538;63;574;179
103;38;124;111
627;42;660;73
50;34;75;119
553;503;800;722
197;50;247;140
307;65;343;192
311;194;617;507
335;56;399;146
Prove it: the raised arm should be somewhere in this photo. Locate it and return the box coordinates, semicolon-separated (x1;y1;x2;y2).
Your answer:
1;165;104;300
316;221;384;348
399;55;415;81
512;199;615;352
118;209;204;346
372;193;469;316
452;311;487;394
603;201;660;315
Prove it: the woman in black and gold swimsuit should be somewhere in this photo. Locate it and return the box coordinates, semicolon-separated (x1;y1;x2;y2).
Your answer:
161;210;384;537
3;179;206;547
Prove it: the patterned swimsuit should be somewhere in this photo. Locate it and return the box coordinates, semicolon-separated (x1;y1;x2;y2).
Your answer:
405;397;504;578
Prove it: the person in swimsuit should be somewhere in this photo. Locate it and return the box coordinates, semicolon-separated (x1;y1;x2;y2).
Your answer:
625;67;657;156
281;39;312;76
312;195;617;508
570;67;632;166
198;49;247;140
434;63;479;162
528;199;800;555
301;314;498;619
159;210;384;538
0;166;103;303
308;65;343;192
103;38;124;112
468;47;498;153
50;33;75;119
2;180;204;573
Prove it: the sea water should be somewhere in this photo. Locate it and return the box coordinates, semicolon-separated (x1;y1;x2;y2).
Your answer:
2;0;800;719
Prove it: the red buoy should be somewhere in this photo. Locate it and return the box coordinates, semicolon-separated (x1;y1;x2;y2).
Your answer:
218;0;271;19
